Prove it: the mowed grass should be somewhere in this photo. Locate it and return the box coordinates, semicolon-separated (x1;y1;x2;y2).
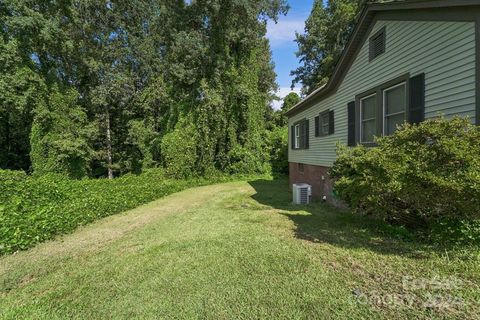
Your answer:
0;178;479;319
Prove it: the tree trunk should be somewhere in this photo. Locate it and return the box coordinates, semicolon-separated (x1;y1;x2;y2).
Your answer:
105;107;114;179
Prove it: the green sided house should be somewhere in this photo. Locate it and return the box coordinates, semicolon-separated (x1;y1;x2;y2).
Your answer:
286;0;480;203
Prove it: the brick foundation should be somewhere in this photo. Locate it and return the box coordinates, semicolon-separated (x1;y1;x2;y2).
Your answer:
289;162;342;206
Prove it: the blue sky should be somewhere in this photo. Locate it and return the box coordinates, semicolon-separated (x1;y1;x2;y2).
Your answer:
267;0;315;109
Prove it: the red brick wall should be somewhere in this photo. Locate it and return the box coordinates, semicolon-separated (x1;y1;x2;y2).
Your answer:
289;162;338;205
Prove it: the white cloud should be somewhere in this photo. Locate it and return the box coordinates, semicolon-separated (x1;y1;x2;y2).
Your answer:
267;19;304;47
272;87;301;110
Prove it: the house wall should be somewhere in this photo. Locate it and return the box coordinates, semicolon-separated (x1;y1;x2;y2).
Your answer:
289;162;343;206
288;19;477;169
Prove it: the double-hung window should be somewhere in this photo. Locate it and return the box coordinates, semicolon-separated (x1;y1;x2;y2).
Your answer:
291;119;309;150
383;82;406;135
315;110;334;137
349;73;425;147
358;78;408;144
320;112;330;136
360;94;377;143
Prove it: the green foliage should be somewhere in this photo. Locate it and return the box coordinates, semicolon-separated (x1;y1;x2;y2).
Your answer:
0;0;288;178
0;38;47;170
192;79;227;174
267;126;289;175
30;86;93;179
125;120;161;172
429;219;480;245
292;0;366;94
264;92;298;175
227;145;271;175
161;119;199;179
0;168;256;255
269;92;300;127
282;92;301;112
330;117;480;243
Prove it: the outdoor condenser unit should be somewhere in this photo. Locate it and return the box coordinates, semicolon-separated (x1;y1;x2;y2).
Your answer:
292;183;312;205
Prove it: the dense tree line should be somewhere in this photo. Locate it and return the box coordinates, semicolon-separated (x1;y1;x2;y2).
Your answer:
0;0;289;178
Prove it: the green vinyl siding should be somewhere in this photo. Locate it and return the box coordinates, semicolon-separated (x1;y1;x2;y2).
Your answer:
288;20;476;167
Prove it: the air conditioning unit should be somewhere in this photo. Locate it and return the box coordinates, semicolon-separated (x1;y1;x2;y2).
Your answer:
292;183;312;205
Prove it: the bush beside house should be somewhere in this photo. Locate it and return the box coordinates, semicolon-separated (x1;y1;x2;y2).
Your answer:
330;117;480;243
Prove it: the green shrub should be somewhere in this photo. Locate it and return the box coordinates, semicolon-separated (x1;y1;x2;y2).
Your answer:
227;145;271;175
0;168;255;255
330;117;480;242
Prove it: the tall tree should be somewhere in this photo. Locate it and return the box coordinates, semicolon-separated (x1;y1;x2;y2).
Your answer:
0;37;46;171
282;92;300;113
30;86;93;178
161;0;288;176
0;0;288;178
72;0;162;178
277;92;300;127
291;0;366;95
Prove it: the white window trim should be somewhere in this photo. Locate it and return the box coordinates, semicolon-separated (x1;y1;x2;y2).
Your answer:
294;124;300;149
360;93;377;143
383;82;407;135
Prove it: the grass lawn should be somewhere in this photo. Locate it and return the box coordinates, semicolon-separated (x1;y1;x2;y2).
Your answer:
0;178;479;319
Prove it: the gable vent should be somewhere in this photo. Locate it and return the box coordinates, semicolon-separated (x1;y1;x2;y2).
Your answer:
369;27;386;61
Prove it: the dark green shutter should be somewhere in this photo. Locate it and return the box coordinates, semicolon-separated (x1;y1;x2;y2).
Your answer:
408;73;425;124
347;101;356;146
314;116;320;137
328;110;335;135
305;119;309;149
291;125;295;149
299;121;305;149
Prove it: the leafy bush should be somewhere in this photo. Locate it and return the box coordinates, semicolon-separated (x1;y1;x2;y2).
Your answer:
0;168;254;255
330;117;480;241
227;145;271;175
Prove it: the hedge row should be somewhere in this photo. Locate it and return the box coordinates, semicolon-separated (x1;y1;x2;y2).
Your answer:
0;169;248;255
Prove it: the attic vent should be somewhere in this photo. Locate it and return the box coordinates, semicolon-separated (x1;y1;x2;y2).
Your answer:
369;27;386;61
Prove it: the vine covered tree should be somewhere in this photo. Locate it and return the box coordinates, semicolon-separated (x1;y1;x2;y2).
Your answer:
0;0;289;178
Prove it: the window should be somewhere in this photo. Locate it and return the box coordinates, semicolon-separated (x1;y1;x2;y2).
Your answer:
294;124;300;149
315;110;334;137
351;74;425;146
291;119;309;150
320;112;330;136
360;94;377;143
383;83;406;135
369;27;386;61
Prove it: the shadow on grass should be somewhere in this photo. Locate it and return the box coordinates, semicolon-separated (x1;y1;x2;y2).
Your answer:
248;178;432;258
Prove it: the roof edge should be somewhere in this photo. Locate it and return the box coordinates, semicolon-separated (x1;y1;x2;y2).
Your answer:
286;0;479;117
